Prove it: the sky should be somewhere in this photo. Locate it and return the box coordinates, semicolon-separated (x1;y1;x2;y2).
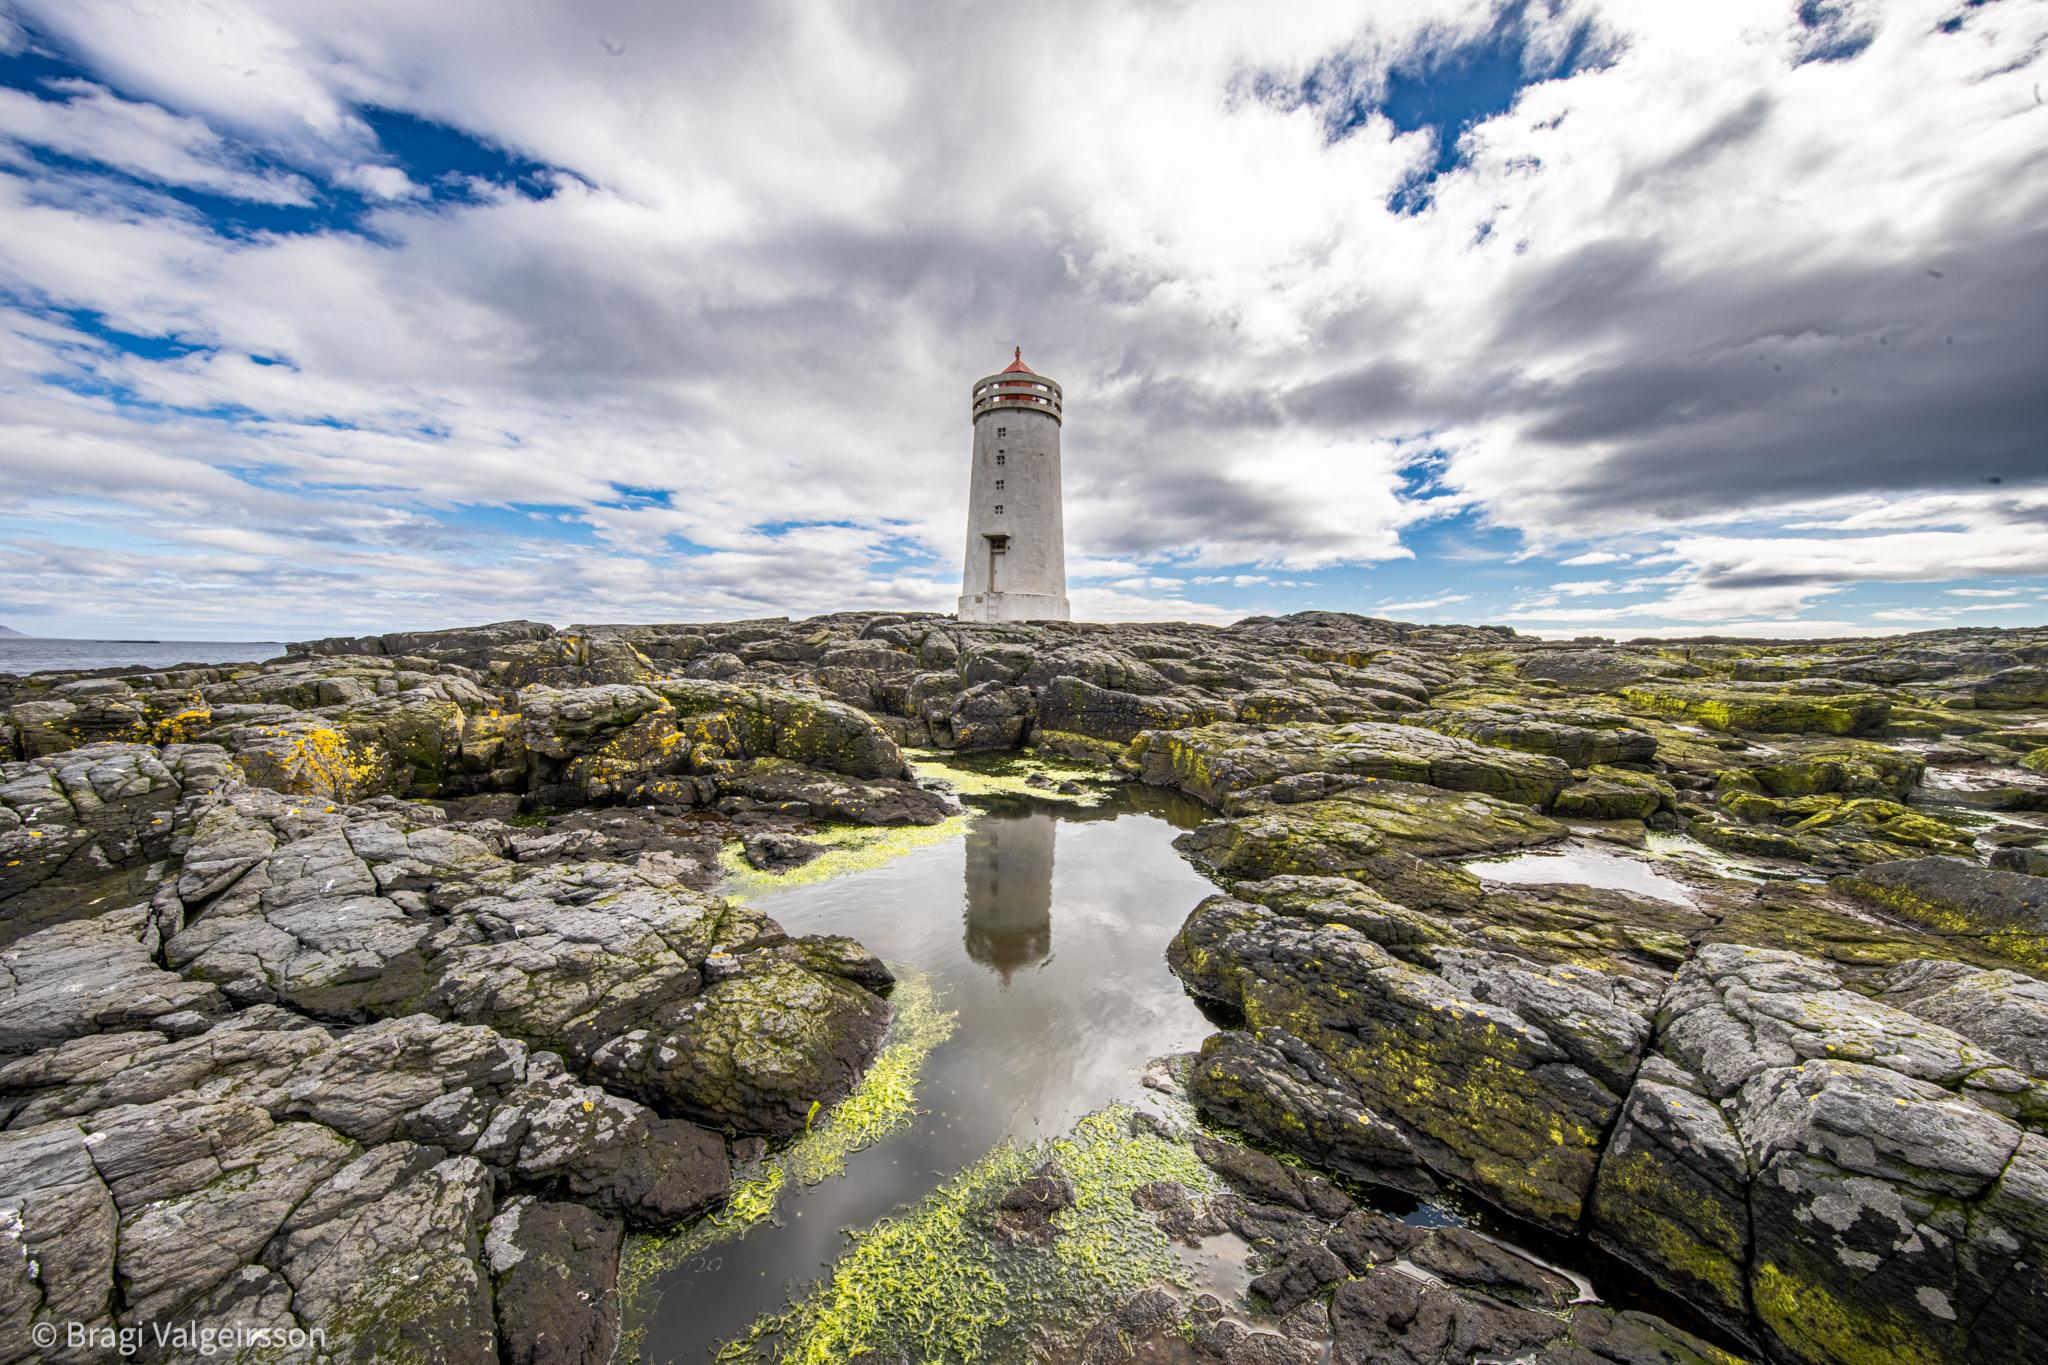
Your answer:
0;0;2044;642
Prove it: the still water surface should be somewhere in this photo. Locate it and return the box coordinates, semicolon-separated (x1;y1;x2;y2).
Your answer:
638;784;1225;1361
0;638;284;673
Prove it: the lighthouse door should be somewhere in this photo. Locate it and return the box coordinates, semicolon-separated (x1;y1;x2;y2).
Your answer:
984;534;1009;594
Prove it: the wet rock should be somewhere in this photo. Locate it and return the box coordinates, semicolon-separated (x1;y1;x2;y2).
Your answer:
1328;1266;1566;1365
153;788;892;1135
716;756;950;824
1748;741;1924;799
0;1120;119;1357
1322;1208;1424;1273
790;934;896;993
1605;941;2048;1365
949;680;1035;751
743;828;824;870
1249;1242;1348;1314
1420;703;1658;768
0;741;230;931
1186;1022;1430;1195
1518;647;1667;691
988;1160;1076;1248
1588;1058;1753;1335
1175;785;1564;889
1406;1227;1577;1309
1693;784;1972;869
588;955;890;1136
486;1196;624;1365
1172;903;1635;1230
266;1142;498;1364
1552;766;1676;821
1837;857;2048;970
1077;1286;1320;1365
1963;665;2048;709
1038;676;1204;745
1878;958;2048;1074
1189;1131;1353;1219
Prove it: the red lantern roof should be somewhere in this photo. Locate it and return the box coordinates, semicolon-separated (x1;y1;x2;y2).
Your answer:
1001;346;1032;374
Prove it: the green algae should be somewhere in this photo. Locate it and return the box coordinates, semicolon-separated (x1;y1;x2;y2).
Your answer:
615;971;958;1360
718;815;971;899
1832;878;2048;973
1618;684;1889;736
1752;1260;1952;1365
714;1106;1220;1364
1589;1147;1747;1315
906;747;1118;807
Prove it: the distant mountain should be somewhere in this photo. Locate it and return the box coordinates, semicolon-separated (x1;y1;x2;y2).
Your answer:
0;624;26;637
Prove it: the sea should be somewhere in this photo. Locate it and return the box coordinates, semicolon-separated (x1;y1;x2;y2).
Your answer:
0;638;286;676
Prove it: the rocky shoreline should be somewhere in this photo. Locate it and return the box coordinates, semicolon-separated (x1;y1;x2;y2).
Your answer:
4;611;2045;1363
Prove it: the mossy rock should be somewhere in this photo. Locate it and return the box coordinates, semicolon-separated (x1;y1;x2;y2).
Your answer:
1552;766;1675;821
1620;684;1889;736
1695;789;1971;869
1175;786;1561;891
1835;858;2048;972
1748;741;1924;799
1131;720;1570;810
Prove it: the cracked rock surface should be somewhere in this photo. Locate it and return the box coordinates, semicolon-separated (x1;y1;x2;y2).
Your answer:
4;610;2047;1362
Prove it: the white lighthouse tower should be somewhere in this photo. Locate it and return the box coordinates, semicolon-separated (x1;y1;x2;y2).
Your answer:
957;348;1071;623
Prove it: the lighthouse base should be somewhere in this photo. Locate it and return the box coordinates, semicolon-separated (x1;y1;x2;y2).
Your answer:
957;591;1071;624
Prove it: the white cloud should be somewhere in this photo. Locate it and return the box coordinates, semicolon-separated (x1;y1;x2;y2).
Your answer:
0;79;312;203
0;0;2042;632
336;162;422;200
1376;592;1470;615
1516;619;1917;641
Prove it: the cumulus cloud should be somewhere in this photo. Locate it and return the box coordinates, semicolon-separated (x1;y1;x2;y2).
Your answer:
0;0;2042;635
335;162;421;201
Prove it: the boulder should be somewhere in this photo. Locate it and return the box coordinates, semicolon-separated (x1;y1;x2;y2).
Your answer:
1171;900;1642;1231
485;1197;625;1365
1132;721;1572;810
1620;684;1890;736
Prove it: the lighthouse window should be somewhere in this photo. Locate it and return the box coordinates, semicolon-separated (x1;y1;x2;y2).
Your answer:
996;454;1006;466
996;427;1006;436
995;480;1004;490
994;504;1004;515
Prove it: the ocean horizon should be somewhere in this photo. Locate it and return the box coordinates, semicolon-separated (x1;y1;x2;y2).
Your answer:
0;637;286;675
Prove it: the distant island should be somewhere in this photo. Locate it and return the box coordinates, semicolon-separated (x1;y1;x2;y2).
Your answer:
0;624;27;637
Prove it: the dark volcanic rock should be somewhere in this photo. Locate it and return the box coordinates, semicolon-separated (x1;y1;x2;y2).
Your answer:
1837;856;2048;970
486;1196;625;1365
987;1160;1077;1248
4;610;2045;1362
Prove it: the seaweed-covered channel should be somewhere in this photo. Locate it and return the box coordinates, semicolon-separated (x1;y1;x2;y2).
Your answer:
628;781;1230;1361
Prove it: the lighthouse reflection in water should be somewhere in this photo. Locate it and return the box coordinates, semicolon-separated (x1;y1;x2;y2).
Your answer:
745;783;1220;1141
962;811;1055;981
640;783;1225;1362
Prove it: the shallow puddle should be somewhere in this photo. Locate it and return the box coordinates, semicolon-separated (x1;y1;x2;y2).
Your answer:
627;781;1229;1361
1465;843;1700;905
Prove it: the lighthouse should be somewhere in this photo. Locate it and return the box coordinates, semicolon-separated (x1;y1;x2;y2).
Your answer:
957;348;1071;623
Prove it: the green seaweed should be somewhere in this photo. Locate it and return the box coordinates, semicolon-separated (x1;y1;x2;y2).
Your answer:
615;971;959;1359
715;1106;1220;1364
717;815;972;899
906;748;1118;807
